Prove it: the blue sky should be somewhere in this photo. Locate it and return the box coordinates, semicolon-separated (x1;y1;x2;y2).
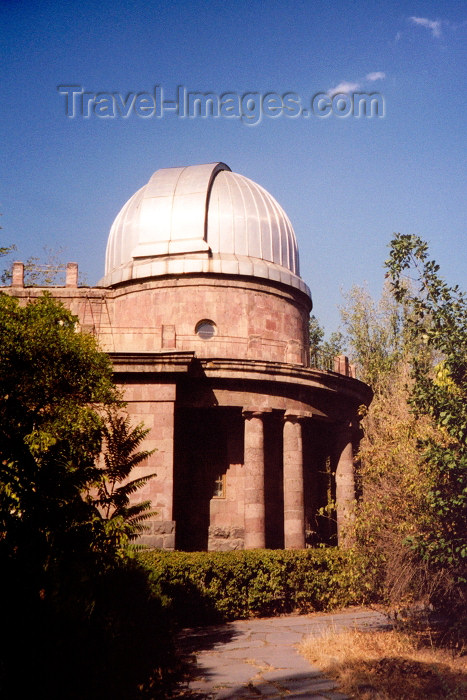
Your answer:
2;0;466;333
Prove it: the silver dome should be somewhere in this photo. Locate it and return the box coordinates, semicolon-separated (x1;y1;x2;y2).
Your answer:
100;163;310;297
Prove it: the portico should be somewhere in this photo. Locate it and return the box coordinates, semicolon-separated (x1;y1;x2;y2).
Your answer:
109;352;370;551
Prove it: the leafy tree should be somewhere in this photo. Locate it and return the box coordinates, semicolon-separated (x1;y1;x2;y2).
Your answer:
0;236;16;284
342;236;466;637
1;245;90;286
339;283;405;386
0;243;14;257
309;314;325;350
336;274;442;602
0;293;118;573
309;314;345;370
321;330;345;359
0;293;173;697
385;234;467;621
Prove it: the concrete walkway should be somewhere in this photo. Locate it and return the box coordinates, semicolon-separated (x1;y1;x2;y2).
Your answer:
177;608;389;698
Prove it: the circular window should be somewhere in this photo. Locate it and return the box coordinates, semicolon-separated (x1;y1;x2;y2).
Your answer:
195;320;216;340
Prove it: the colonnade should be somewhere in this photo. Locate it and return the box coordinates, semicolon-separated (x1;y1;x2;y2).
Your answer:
242;408;358;549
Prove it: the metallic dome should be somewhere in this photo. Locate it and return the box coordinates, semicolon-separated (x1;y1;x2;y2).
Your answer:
100;163;310;297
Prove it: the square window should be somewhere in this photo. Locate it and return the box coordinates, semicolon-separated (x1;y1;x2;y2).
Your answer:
213;474;226;498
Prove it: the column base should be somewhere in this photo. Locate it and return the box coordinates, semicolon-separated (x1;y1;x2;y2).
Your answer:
135;520;176;549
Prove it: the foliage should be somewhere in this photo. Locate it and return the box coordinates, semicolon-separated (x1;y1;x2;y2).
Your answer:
336;281;426;601
139;548;376;626
353;357;444;605
385;234;467;618
0;293;175;697
322;330;346;358
309;314;345;370
0;240;16;284
0;242;15;258
21;245;67;285
340;235;466;641
92;410;157;552
1;245;88;286
0;293;118;573
337;276;440;605
339;283;406;386
1;557;176;699
309;314;325;349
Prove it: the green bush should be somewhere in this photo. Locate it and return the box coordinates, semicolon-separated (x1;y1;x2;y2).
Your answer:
139;548;377;627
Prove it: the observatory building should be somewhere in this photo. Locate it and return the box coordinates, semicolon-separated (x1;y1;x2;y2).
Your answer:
7;162;372;551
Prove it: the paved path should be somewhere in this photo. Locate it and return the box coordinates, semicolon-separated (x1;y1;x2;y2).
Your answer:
177;608;389;699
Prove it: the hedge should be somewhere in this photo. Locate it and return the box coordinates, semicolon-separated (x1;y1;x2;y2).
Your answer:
138;547;377;626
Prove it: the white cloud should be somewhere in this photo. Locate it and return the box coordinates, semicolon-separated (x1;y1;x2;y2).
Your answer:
328;73;386;96
410;16;442;38
328;81;361;96
395;31;402;42
366;72;386;82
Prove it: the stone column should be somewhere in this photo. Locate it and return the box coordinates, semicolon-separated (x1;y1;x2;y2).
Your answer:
242;409;268;549
335;423;356;548
283;411;307;549
120;382;177;550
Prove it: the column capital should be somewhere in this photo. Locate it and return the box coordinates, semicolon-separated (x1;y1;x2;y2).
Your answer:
242;407;272;419
283;409;313;423
335;421;362;448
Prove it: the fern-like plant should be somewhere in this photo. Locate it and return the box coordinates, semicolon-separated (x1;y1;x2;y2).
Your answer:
94;410;157;552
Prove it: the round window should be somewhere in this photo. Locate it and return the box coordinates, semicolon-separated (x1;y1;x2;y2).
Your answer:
195;320;216;340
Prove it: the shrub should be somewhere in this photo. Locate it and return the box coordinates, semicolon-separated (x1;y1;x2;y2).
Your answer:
138;547;376;627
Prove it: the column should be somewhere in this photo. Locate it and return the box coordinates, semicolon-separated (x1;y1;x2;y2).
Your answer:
242;409;267;549
335;424;356;548
120;381;177;550
283;411;306;549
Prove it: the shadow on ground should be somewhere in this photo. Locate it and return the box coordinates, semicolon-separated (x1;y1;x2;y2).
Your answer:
174;622;240;698
173;672;344;699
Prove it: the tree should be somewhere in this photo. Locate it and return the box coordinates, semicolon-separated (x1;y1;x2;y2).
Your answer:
0;293;118;573
309;314;325;349
0;233;16;284
336;271;452;607
309;314;345;370
22;245;68;285
341;236;466;636
0;293;173;697
339;283;405;386
1;245;74;285
385;234;467;623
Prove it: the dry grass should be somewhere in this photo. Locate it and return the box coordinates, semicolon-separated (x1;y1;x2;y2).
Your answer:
299;627;467;699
